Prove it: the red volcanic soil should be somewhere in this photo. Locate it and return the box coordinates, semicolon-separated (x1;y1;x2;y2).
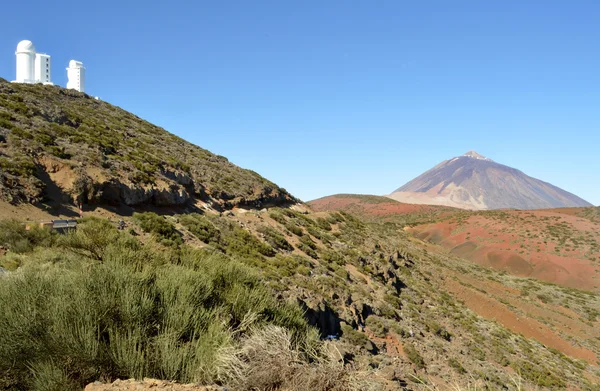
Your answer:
308;194;458;222
411;209;600;292
441;272;599;365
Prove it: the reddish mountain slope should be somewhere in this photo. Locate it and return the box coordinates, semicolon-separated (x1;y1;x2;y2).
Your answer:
308;194;458;225
409;207;600;292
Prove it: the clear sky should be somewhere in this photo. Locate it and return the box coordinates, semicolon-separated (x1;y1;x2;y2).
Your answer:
1;1;598;204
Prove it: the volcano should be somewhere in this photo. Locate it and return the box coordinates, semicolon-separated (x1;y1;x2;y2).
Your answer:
387;151;592;210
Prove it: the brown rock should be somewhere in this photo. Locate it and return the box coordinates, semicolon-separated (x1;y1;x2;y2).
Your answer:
84;379;223;391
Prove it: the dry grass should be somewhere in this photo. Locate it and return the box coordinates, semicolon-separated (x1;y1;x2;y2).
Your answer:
221;325;379;391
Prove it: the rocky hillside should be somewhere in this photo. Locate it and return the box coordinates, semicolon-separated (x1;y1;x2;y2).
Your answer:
2;208;599;390
0;79;294;210
389;151;592;210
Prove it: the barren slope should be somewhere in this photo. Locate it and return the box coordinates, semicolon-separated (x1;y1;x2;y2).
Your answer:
409;207;600;292
389;151;592;210
308;194;459;226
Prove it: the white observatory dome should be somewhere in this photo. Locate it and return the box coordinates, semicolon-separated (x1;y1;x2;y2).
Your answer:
16;40;36;53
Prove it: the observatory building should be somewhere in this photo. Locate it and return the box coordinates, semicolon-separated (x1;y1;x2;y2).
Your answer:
14;40;52;85
13;39;86;93
66;60;85;93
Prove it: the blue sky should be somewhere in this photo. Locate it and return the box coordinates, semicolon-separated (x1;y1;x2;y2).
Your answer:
1;1;599;204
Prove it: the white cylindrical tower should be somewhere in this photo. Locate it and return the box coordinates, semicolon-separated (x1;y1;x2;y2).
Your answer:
66;60;86;93
15;40;36;83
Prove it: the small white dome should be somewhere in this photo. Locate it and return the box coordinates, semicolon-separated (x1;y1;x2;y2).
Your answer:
69;60;83;68
16;40;36;53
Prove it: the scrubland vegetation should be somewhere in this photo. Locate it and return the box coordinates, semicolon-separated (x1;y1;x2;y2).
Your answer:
0;218;323;390
2;206;599;390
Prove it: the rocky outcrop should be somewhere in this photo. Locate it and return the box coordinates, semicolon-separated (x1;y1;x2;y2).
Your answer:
298;299;342;338
0;171;44;204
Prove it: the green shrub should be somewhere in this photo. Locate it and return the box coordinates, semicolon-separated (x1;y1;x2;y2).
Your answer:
321;250;344;266
0;222;312;390
257;226;293;252
30;361;79;391
269;211;288;225
383;293;402;309
299;235;317;250
341;324;369;346
315;217;331;231
404;344;425;369
0;219;57;254
0;155;37;177
180;213;220;243
285;222;303;236
268;254;313;277
133;212;182;245
326;212;344;224
221;224;275;258
307;226;323;239
425;319;452;341
366;316;387;338
511;360;566;388
0;117;15;130
58;217;121;260
297;243;318;259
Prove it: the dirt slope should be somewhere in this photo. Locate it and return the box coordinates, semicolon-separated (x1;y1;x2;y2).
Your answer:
308;194;459;226
410;208;600;292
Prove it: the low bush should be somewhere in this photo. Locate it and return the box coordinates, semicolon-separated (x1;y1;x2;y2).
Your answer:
448;358;467;374
257;226;293;252
425;319;452;341
321;250;345;266
0;219;57;253
315;218;332;231
269;211;288;225
133;212;182;245
341;324;369;346
220;223;275;258
404;344;425;369
298;242;318;259
511;360;566;388
180;213;220;243
58;217;121;260
0;218;313;390
365;316;387;338
285;222;303;237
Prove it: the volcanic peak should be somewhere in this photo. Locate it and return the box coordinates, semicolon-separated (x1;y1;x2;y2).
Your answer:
462;150;492;161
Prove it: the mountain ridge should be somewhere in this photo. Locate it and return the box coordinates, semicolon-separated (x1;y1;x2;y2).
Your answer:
0;79;295;212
